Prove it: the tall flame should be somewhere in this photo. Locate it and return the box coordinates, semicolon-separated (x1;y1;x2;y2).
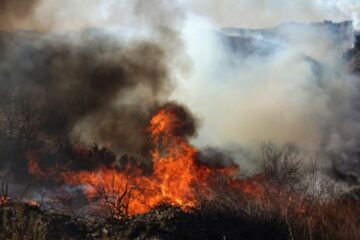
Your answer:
28;105;267;217
59;106;210;215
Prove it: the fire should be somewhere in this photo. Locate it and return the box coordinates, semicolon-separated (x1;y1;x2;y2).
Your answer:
149;107;200;208
0;196;10;205
60;106;212;215
26;152;47;179
24;199;40;207
0;182;10;205
27;105;268;217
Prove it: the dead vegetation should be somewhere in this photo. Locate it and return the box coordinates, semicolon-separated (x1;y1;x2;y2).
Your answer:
91;180;134;220
0;203;47;240
0;143;357;240
0;93;358;239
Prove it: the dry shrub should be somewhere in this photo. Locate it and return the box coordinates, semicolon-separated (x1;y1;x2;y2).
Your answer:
0;203;47;240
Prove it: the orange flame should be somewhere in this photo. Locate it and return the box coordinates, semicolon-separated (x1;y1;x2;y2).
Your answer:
26;152;47;179
0;196;10;205
27;106;269;217
60;107;212;215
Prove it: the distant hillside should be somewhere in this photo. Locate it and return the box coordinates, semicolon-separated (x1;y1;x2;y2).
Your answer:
222;20;353;44
219;20;353;59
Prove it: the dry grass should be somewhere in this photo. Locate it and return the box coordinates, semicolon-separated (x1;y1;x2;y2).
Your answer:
0;143;359;240
0;204;47;240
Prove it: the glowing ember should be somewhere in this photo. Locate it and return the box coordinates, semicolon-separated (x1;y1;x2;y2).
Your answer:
24;199;40;207
0;196;10;205
26;152;47;180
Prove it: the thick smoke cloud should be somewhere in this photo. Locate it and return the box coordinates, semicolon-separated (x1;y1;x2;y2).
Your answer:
172;16;360;176
0;0;360;183
0;29;182;182
0;0;358;31
14;29;187;146
0;0;191;185
0;0;185;31
0;0;39;28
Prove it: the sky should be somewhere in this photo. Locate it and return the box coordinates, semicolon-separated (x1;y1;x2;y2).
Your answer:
184;0;359;28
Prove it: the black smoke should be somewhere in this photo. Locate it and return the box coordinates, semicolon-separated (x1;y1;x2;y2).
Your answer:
0;28;184;183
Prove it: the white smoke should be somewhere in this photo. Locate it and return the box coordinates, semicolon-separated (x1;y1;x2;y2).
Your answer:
170;11;359;172
331;0;360;30
182;0;356;28
7;0;359;30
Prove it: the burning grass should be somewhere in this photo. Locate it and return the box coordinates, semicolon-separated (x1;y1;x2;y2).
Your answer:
26;104;263;217
0;188;359;240
0;104;359;239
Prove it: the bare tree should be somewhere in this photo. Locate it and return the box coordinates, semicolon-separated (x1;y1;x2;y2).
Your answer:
91;177;135;220
261;142;302;190
260;142;304;217
0;182;10;204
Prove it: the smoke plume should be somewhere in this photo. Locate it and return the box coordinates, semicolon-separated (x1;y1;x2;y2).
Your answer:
0;1;191;185
172;12;360;176
0;0;39;28
0;0;360;184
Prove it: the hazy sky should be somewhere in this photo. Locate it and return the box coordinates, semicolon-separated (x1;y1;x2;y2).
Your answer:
183;0;358;28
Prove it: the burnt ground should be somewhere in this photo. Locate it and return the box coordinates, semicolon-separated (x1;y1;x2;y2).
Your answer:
0;202;290;240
